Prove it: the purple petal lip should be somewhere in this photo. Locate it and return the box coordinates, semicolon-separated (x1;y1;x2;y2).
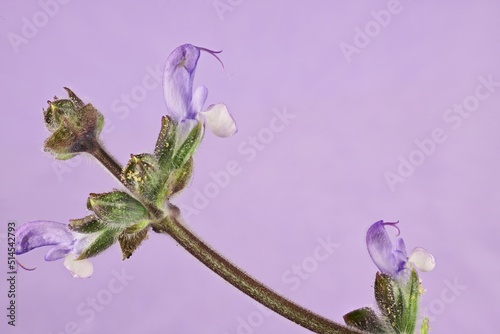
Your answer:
366;220;408;276
15;221;74;261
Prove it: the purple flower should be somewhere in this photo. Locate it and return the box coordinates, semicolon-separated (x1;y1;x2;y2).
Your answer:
163;44;237;138
366;220;435;277
15;221;93;278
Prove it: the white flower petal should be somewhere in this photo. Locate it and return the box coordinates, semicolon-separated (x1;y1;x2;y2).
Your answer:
64;253;93;278
409;247;435;272
201;103;237;137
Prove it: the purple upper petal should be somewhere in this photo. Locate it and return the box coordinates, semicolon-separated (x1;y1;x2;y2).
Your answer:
15;221;74;261
163;44;201;122
366;220;408;276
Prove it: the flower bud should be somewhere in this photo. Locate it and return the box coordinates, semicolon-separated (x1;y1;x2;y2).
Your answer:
43;87;104;160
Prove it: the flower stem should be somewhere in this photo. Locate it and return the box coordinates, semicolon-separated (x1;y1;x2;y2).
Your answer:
89;142;360;333
153;216;361;334
88;142;123;182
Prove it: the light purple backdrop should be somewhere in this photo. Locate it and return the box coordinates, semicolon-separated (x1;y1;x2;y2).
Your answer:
1;1;498;333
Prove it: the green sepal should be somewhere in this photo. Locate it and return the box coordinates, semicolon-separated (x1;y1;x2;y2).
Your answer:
154;115;177;172
420;318;431;334
152;116;203;202
402;269;421;334
374;272;401;331
45;88;103;135
420;317;430;334
43;122;79;159
118;226;149;259
122;153;161;202
87;190;150;226
68;215;106;234
157;157;194;203
374;270;422;334
63;86;85;108
343;307;385;333
43;88;104;160
123;220;150;234
168;157;194;197
171;121;204;168
43;104;103;158
77;229;117;260
44;99;78;132
44;87;85;131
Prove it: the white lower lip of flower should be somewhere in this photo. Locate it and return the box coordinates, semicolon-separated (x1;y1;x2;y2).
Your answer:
201;103;237;137
408;247;435;272
64;253;93;278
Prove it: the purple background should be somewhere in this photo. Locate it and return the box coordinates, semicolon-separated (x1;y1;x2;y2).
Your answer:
1;1;499;333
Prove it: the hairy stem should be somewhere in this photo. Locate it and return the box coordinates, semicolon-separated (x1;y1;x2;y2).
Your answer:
89;141;360;333
153;216;361;334
89;142;123;181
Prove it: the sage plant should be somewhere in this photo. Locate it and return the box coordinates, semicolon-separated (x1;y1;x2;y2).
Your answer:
15;44;435;334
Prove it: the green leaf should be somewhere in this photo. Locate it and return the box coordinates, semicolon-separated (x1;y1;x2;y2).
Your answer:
154;115;177;171
78;229;117;260
87;190;150;226
171;121;204;168
122;153;161;202
343;307;385;333
68;215;106;233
